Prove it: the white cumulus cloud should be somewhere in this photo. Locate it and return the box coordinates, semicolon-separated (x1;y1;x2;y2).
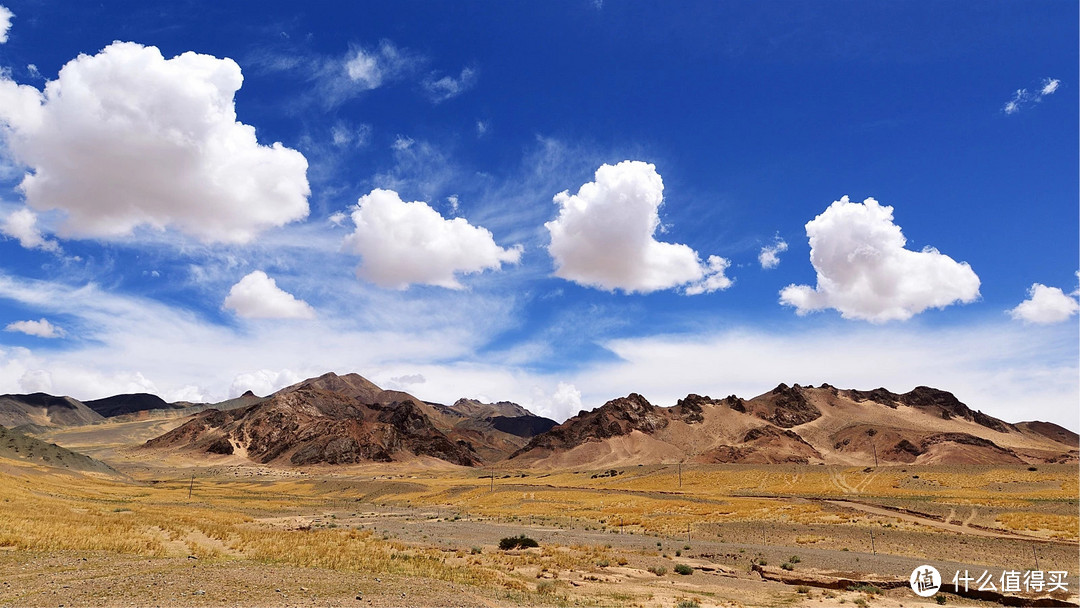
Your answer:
758;235;788;269
545;161;731;294
0;41;310;244
342;188;522;289
1009;283;1079;324
4;318;63;338
527;381;583;421
0;5;13;44
1;208;60;252
223;271;315;319
780;196;980;322
19;369;53;393
228;368;300;398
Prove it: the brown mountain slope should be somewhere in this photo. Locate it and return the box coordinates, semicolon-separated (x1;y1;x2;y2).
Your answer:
0;393;104;428
510;385;1077;468
142;373;479;467
0;425;119;475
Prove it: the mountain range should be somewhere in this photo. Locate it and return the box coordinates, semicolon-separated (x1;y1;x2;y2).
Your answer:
1;373;1075;469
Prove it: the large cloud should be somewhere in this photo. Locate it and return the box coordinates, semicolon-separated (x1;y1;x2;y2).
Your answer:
223;271;315;319
342;188;522;289
545;161;731;294
1009;283;1079;324
780;196;980;322
0;42;309;244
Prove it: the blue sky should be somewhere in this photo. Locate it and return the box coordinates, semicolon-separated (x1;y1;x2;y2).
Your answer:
0;1;1076;429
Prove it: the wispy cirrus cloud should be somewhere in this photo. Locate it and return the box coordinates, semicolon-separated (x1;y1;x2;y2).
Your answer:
1003;77;1061;114
0;5;13;44
423;67;478;103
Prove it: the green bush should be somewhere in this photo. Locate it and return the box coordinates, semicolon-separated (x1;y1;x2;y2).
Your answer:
781;562;794;571
674;564;694;575
499;535;539;550
789;555;800;563
676;600;700;608
647;565;667;576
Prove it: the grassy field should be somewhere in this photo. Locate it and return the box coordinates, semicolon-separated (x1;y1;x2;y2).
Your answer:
1;460;1077;607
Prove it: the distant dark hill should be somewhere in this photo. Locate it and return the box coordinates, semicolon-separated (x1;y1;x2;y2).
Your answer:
0;393;104;428
424;398;559;461
0;425;119;475
489;415;558;438
83;393;178;418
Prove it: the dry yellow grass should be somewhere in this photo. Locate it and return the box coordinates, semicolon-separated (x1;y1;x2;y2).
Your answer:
0;463;498;587
2;457;1076;607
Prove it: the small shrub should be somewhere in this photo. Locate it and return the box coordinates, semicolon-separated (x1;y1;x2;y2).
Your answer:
647;565;667;576
781;562;794;571
596;559;610;567
796;586;810;594
470;546;482;555
789;555;800;563
499;535;539;550
536;581;555;595
674;564;693;575
848;584;882;595
854;598;868;607
676;600;700;608
936;595;946;605
757;558;768;566
675;549;682;557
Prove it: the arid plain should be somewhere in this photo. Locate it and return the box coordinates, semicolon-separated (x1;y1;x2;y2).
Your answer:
1;375;1077;608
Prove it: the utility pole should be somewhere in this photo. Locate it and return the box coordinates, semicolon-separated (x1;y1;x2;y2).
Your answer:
869;529;876;554
687;523;691;544
872;443;878;467
490;465;494;492
678;462;682;488
188;474;194;499
1032;545;1039;571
